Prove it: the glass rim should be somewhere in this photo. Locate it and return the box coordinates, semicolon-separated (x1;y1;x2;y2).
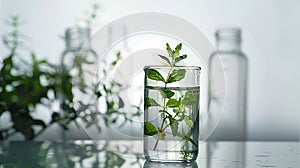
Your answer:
144;65;201;70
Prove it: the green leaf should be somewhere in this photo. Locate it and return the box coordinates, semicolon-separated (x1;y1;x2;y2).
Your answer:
184;116;193;128
166;69;186;84
176;131;198;147
144;122;158;136
168;117;178;136
166;43;173;57
174;55;187;66
159;88;175;98
182;90;198;106
183;135;198;147
116;51;121;59
174;43;182;57
166;98;180;108
145;97;160;108
145;69;165;82
158;54;171;66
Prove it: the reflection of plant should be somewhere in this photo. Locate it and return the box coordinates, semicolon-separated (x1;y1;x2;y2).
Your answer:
144;43;198;154
0;141;144;167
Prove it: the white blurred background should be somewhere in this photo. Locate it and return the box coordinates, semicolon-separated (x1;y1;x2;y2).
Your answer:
0;0;299;141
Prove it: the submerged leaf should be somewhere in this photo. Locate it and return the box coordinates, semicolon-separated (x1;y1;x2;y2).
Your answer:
168;117;178;137
144;122;158;136
166;98;180;108
159;88;175;99
145;97;160;108
184;116;193;128
182;90;198;106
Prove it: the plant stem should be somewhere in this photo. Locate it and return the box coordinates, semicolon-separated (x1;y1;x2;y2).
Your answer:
152;61;174;151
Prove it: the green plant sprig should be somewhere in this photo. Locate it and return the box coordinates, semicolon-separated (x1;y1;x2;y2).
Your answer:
144;43;198;152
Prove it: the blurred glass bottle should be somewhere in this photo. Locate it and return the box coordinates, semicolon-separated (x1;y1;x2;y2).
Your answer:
61;27;97;93
59;27;98;141
208;28;248;140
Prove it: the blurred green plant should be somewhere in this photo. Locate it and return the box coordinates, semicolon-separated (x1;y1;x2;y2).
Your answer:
0;16;77;140
0;12;142;140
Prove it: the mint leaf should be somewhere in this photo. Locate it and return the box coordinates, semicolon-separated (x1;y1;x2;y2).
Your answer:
176;131;198;147
145;69;165;82
174;43;182;57
184;116;193;128
182;135;198;147
166;69;186;84
159;88;175;98
168;117;178;136
144;122;158;136
166;43;173;57
158;54;171;66
145;97;160;108
174;55;187;66
182;90;198;106
166;98;180;108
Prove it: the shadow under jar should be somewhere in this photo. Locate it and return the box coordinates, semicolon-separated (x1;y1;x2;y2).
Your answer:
144;65;201;162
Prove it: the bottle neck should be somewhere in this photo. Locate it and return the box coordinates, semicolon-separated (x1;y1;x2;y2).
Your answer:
65;27;91;52
217;40;241;52
215;28;242;52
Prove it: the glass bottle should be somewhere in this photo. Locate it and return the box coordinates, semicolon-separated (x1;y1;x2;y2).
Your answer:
208;28;248;140
61;27;98;99
59;27;98;140
144;66;200;162
61;27;97;88
206;28;247;168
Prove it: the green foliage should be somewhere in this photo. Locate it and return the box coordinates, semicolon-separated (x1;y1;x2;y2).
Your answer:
145;69;165;82
184;116;193;128
158;54;171;66
0;14;142;140
174;54;187;65
166;98;181;108
144;43;198;155
145;97;160;108
182;90;199;106
144;122;158;136
168;117;178;137
166;69;186;84
159;88;174;99
0;18;78;139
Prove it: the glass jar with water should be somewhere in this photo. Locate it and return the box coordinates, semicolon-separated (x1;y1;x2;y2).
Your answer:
144;65;200;162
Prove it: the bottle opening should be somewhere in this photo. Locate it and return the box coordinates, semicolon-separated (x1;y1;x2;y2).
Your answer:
215;28;241;42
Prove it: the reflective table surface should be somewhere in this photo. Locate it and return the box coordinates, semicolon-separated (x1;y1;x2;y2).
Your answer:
1;140;299;168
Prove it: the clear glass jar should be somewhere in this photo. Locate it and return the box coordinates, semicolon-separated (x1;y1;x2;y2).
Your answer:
208;28;248;140
144;65;200;162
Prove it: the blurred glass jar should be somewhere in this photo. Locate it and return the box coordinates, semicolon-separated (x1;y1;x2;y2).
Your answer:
208;28;248;140
61;27;98;93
